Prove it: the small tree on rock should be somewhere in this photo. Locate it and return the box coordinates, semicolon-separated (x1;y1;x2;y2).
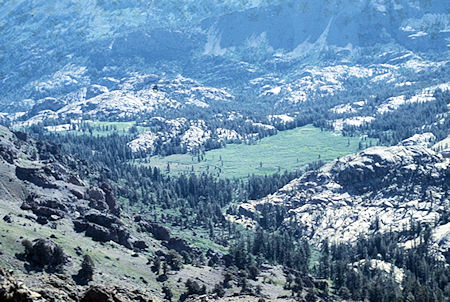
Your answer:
74;254;95;285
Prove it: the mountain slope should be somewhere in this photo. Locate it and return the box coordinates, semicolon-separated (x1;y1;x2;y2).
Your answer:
0;125;334;301
232;134;450;259
1;0;448;114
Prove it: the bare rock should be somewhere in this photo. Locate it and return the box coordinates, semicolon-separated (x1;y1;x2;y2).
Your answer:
81;284;155;302
133;240;148;251
138;220;171;241
234;142;450;250
2;215;12;223
100;183;120;216
0;267;42;302
85;85;109;100
238;205;254;219
15;166;57;189
86;187;105;203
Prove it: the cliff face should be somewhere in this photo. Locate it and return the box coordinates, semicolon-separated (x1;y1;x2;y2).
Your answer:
234;135;449;257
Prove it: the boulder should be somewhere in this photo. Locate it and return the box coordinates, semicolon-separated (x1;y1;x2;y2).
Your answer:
20;202;33;211
73;219;88;232
20;196;67;221
88;200;109;212
80;285;114;302
85;223;112;242
36;216;48;225
81;284;155;302
84;210;122;227
163;237;200;257
138;220;170;241
86;187;105;203
2;215;12;223
70;188;84;199
117;229;133;249
15;166;57;189
133;240;148;251
85;223;132;248
32;206;65;220
79;212;132;249
100;183;120;215
67;175;83;186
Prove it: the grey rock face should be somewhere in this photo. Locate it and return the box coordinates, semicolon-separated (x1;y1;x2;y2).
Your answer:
137;218;171;241
233;140;449;250
0;125;131;249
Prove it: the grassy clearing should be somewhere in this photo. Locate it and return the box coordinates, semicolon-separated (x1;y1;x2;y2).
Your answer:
138;125;374;179
171;228;229;254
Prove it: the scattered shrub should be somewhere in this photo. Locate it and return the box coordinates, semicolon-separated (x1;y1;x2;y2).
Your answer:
20;238;67;271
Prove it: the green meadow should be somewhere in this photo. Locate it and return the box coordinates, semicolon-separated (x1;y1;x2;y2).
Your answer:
138;125;373;179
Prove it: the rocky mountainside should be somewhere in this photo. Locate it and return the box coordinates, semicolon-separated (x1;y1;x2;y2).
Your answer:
0;0;447;163
0;124;129;245
0;125;334;301
1;0;448;128
0;125;159;300
232;134;450;259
